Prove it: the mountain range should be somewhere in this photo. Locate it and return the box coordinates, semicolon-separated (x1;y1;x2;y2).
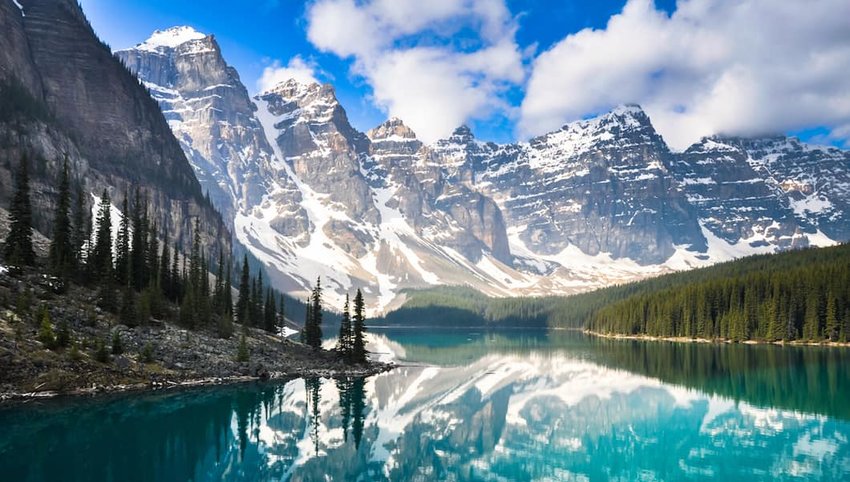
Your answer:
116;25;850;314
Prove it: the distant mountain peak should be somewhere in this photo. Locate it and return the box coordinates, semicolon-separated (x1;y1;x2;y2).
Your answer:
133;26;208;52
260;78;335;103
368;117;417;141
451;125;474;139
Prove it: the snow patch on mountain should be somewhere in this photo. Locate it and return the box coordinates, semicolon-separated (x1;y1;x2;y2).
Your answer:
135;26;207;52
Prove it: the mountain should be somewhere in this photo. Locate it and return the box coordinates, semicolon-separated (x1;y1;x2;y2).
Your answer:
115;26;277;224
120;26;850;314
0;2;227;253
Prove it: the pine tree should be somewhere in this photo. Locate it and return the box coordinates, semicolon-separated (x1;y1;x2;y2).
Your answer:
351;289;367;363
56;317;70;348
37;308;56;349
236;254;251;325
92;190;116;311
278;293;285;332
94;336;110;363
159;227;171;299
71;181;87;273
336;294;352;359
264;288;277;333
120;284;137;327
91;190;113;279
825;293;839;341
4;154;35;266
114;195;131;286
111;330;123;355
130;189;149;291
214;251;225;314
301;299;311;344
147;220;159;289
236;327;250;362
48;156;74;279
305;277;323;349
802;290;820;340
170;241;180;301
224;261;233;316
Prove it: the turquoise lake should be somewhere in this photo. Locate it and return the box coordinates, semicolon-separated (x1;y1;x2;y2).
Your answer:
1;328;849;481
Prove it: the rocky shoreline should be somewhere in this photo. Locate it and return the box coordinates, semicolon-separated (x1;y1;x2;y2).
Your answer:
0;272;394;403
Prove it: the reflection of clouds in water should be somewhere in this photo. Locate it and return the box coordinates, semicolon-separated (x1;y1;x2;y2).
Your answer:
3;333;847;481
241;348;849;481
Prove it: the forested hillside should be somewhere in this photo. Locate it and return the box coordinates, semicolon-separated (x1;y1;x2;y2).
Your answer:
589;244;850;342
383;244;850;344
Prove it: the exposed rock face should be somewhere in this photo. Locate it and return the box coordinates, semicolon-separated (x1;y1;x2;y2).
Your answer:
115;27;276;223
0;0;227;252
119;24;850;313
439;106;705;265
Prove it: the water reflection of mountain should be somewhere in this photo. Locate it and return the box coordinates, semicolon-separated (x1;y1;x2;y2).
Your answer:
1;331;848;481
379;328;850;421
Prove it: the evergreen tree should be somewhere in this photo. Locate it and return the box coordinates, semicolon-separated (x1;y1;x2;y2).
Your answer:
130;189;149;291
4;154;35;266
111;330;123;355
305;277;324;350
236;254;250;325
236;327;250;362
224;261;233;316
55;317;70;348
214;251;225;314
264;288;277;333
94;337;110;363
120;285;137;327
278;293;286;332
301;299;311;344
336;294;352;359
825;293;839;341
218;310;234;339
48;156;74;279
351;289;367;363
170;241;180;301
91;190;114;279
71;181;87;272
37;308;56;349
92;190;116;311
147;220;159;289
802;290;820;340
159;227;171;300
114;195;131;286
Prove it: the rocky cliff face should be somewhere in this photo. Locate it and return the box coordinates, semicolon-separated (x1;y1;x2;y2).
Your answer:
120;25;850;313
115;27;275;223
0;1;227;252
448;105;705;265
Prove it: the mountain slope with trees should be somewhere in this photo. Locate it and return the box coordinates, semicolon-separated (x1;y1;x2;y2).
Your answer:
383;244;850;344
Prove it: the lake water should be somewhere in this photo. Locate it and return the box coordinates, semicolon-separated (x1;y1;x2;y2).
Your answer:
1;328;849;481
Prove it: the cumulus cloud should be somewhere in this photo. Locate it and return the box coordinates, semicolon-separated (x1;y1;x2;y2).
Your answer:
305;0;524;142
521;0;850;150
257;55;319;93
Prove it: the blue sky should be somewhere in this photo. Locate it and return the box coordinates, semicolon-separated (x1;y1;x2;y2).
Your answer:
79;0;849;149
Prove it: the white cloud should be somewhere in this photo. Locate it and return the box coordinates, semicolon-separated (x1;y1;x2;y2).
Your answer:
521;0;850;150
305;0;524;142
257;56;319;93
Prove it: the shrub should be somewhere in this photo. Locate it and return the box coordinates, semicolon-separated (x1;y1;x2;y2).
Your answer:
37;309;56;349
140;342;155;363
111;331;123;355
94;337;109;363
56;318;70;348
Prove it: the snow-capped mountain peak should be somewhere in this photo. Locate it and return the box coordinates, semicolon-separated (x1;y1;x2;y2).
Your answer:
134;26;208;52
120;27;850;314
